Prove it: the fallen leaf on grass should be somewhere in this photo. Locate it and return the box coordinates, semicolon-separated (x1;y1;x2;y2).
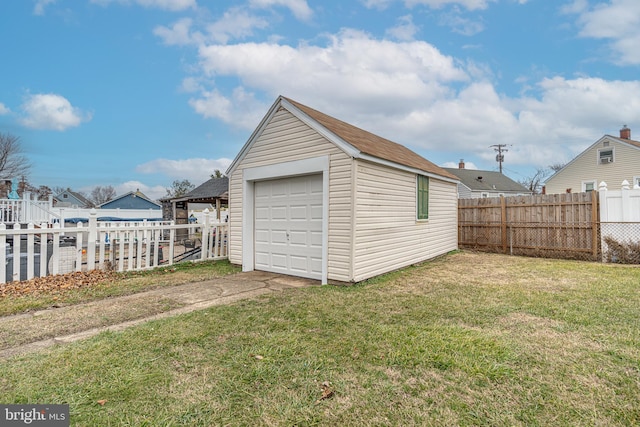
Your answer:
249;353;264;360
316;381;334;403
97;399;107;406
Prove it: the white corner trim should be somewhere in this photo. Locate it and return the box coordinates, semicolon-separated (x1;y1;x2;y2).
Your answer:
241;156;330;284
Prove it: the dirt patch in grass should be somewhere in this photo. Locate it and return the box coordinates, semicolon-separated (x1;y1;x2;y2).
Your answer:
0;293;185;349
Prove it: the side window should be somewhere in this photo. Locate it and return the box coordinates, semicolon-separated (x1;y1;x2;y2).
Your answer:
598;149;613;164
582;180;596;192
417;175;429;220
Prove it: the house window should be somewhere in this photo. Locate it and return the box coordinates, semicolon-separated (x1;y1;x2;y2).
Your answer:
481;192;489;198
634;176;640;189
582;180;596;192
598;148;614;164
417;175;429;220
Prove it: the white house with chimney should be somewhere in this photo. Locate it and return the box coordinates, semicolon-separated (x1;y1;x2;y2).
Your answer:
544;126;640;194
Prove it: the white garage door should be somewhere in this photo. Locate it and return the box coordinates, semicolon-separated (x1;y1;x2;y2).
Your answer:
254;174;323;280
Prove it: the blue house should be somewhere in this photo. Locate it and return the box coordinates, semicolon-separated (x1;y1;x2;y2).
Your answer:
99;189;161;210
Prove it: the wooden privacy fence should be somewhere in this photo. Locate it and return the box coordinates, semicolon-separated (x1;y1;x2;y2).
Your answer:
458;192;600;261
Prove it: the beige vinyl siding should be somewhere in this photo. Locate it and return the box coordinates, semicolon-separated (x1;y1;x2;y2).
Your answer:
228;107;353;282
351;161;458;282
545;139;640;194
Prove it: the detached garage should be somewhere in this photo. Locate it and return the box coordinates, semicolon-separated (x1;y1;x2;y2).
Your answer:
226;96;459;284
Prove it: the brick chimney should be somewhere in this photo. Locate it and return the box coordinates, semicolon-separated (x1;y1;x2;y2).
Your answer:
458;159;465;169
620;125;631;139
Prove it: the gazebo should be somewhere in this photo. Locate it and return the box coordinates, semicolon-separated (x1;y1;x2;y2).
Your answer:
164;177;229;228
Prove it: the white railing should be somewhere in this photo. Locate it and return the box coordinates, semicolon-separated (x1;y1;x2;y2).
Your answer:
0;208;228;284
0;195;54;224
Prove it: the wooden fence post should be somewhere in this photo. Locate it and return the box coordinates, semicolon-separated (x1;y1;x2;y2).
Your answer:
501;195;507;254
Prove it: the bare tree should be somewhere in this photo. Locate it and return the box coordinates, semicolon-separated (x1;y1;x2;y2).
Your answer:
0;133;31;180
91;185;116;205
519;167;552;194
166;179;194;198
549;162;565;173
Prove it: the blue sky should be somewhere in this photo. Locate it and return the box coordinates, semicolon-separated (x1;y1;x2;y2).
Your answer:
1;0;639;200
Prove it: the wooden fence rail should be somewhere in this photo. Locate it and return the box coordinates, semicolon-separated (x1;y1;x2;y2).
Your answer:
458;192;600;261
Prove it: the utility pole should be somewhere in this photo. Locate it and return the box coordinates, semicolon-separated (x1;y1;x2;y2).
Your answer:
490;144;509;174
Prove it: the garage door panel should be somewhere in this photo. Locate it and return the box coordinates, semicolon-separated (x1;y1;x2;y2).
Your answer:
254;174;322;280
289;205;308;220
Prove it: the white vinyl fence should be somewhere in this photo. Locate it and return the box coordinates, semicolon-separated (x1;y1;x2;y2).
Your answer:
0;208;228;284
599;180;640;263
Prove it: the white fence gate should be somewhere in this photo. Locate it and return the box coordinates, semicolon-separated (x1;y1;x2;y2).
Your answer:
0;208;228;284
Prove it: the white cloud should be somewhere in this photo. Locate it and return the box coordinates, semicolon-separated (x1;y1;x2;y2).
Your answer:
249;0;313;21
406;0;496;9
114;181;167;201
194;29;467;124
386;15;419;41
136;157;233;185
0;103;9;115
568;0;640;65
154;9;270;46
153;18;199;46
439;11;485;35
188;87;267;129
206;8;270;44
363;0;496;10
90;0;196;11
34;0;56;15
20;93;91;131
441;160;478;169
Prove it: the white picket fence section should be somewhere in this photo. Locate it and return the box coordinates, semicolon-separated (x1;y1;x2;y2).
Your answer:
0;208;228;284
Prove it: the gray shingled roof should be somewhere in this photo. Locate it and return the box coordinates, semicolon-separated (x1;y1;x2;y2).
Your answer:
172;176;229;202
443;168;530;192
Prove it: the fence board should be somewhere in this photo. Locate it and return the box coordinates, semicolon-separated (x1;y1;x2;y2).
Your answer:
458;192;600;261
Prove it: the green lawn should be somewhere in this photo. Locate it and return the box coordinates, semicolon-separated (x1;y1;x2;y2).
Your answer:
1;251;639;426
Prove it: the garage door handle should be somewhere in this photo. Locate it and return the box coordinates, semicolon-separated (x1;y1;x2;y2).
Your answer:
286;231;290;240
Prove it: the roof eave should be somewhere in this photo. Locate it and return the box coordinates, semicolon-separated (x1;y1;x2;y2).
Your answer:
357;153;459;184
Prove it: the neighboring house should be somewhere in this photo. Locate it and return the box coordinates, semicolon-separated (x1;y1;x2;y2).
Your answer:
226;96;459;284
53;189;93;208
544;126;640;194
99;189;161;210
444;160;533;198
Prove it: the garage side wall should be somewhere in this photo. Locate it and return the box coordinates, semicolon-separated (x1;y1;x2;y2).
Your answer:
229;107;353;282
352;160;458;282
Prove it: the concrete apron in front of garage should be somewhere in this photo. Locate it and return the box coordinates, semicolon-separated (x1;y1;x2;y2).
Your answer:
0;271;318;360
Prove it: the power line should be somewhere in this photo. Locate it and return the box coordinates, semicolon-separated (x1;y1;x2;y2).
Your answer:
489;144;511;173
